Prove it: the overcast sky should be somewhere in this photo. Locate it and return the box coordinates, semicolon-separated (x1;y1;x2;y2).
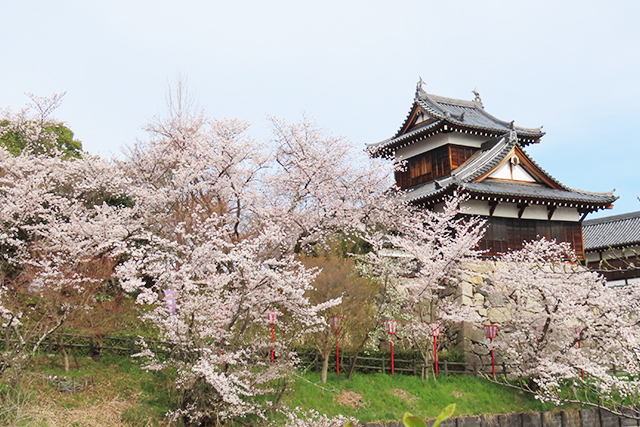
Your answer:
2;0;638;218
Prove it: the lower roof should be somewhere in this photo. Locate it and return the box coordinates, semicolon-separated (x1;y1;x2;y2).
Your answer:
403;131;617;212
583;211;640;251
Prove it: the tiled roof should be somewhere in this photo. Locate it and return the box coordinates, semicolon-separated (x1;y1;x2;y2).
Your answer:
404;131;617;209
368;86;545;155
583;211;640;251
415;92;544;139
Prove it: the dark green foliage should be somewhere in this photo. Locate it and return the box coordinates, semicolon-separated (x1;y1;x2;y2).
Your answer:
0;120;82;158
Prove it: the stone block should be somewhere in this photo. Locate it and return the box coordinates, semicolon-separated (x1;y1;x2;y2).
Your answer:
472;275;484;285
440;418;457;427
386;422;403;427
619;411;637;427
487;292;506;306
580;409;601;427
458;416;481;427
498;413;522;427
362;423;385;427
488;307;511;323
459;281;474;298
600;410;620;427
482;414;500;427
562;411;581;427
522;412;543;427
472;292;485;307
542;411;562;427
459;295;473;306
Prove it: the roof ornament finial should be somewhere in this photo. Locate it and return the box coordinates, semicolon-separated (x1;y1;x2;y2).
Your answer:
509;120;515;130
416;76;426;96
472;87;484;108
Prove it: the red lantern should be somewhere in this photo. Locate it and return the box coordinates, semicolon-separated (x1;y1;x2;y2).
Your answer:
268;311;278;364
331;316;343;331
429;323;441;376
388;320;398;374
484;325;498;375
484;324;498;340
268;311;278;325
388;319;398;335
332;316;343;375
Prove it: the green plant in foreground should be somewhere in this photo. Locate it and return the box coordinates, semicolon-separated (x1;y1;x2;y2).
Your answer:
404;403;456;427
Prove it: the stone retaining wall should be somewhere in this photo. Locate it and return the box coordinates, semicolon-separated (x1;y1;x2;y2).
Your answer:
361;408;638;427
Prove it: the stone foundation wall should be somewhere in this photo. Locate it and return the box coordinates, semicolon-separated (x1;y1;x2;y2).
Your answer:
451;263;507;366
360;408;638;427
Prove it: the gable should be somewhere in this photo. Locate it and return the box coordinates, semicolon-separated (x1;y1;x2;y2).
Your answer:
476;146;563;189
487;158;537;183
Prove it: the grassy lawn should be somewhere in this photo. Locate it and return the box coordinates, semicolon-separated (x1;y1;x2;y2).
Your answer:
278;371;558;424
2;353;565;426
1;354;174;427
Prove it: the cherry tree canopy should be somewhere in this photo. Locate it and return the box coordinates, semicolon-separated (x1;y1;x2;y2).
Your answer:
482;239;640;418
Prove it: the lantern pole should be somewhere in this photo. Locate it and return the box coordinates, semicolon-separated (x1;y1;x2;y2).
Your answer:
388;320;398;375
575;327;584;379
484;325;498;377
332;316;343;375
430;323;441;376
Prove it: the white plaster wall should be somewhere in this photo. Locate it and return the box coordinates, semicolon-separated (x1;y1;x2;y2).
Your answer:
395;132;486;160
461;200;491;216
520;205;548;220
585;252;600;263
552;207;580;222
491;203;520;218
461;201;579;221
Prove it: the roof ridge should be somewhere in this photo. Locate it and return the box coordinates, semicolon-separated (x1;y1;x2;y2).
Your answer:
426;93;478;109
583;210;640;226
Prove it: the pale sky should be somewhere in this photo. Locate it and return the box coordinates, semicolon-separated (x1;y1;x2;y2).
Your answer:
2;0;639;218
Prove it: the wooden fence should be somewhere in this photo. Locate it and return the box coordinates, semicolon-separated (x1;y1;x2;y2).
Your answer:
9;332;621;379
296;352;512;378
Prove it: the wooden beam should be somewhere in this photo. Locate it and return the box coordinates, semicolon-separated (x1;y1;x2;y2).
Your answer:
488;201;498;217
517;203;529;219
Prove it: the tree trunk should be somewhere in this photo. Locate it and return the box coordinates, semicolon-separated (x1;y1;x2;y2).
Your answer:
346;334;370;380
321;352;329;384
61;346;69;373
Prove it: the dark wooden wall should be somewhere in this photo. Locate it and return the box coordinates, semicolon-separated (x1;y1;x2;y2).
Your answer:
477;217;584;259
395;145;478;189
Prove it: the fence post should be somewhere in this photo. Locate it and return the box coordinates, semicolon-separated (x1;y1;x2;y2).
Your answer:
413;358;417;376
47;336;53;355
444;360;448;376
502;362;507;377
472;362;477;377
382;356;386;374
129;337;136;355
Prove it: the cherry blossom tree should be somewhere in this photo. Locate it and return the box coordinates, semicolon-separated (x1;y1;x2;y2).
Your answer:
359;195;485;376
116;89;397;423
0;146;140;379
480;238;640;418
263;115;395;254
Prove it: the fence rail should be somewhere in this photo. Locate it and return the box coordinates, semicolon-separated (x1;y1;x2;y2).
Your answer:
4;332;623;379
296;351;513;378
